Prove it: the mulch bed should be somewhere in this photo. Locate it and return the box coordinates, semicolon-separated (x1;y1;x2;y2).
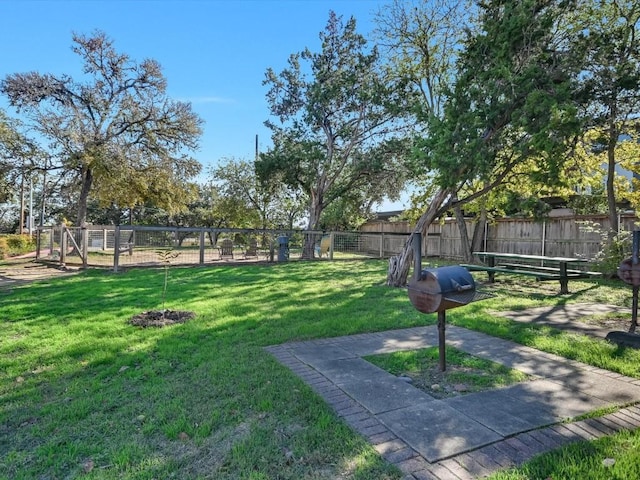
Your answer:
129;310;195;327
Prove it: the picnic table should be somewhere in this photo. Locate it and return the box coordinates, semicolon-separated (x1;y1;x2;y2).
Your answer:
461;252;602;294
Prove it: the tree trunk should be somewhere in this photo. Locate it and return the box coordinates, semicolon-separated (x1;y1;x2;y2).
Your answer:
77;166;93;227
471;206;488;255
454;199;472;262
606;137;618;235
303;191;323;259
386;188;452;287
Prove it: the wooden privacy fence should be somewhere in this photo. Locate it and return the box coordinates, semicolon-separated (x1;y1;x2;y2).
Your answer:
361;213;638;260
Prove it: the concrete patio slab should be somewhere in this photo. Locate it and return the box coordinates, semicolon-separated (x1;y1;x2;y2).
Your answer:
377;400;503;463
289;343;356;363
445;388;557;436
312;357;436;414
549;369;640;405
266;303;640;479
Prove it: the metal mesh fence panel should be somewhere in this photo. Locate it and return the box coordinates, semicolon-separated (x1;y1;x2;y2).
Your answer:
35;226;399;270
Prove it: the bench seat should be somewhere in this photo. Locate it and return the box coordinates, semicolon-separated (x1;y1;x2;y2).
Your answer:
497;263;602;277
460;264;561;280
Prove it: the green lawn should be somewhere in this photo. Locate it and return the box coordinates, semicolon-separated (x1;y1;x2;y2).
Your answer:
1;260;640;479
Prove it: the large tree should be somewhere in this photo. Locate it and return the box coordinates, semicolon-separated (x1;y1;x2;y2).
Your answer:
572;0;640;234
386;0;583;286
375;0;474;258
257;11;411;256
0;110;25;204
210;157;306;231
1;31;203;226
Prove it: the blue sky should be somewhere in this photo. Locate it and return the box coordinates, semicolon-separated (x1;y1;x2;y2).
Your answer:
1;0;406;209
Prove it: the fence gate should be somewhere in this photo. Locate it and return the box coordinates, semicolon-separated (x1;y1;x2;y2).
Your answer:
36;225;88;268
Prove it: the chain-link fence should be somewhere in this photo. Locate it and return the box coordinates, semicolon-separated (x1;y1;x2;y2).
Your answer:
34;225;409;270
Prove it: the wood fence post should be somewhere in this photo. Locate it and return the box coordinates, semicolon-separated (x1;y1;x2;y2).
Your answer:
81;224;88;269
60;225;67;267
114;226;121;273
199;229;205;265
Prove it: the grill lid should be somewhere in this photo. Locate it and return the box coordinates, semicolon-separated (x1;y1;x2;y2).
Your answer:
408;265;492;314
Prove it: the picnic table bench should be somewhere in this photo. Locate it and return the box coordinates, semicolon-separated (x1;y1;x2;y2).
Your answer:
461;252;602;294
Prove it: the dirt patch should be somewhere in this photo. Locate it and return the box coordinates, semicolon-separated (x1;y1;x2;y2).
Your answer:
0;259;81;289
396;363;528;400
366;347;531;400
129;310;195;327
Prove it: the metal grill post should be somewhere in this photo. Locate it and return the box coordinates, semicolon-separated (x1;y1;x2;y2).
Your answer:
438;310;446;371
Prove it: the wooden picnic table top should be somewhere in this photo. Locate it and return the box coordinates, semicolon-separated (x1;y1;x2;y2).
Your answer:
472;252;587;263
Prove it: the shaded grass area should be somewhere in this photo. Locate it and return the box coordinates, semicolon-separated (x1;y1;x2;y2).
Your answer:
1;261;640;479
489;429;640;480
364;346;531;399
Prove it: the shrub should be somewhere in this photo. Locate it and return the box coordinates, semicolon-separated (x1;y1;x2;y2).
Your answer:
579;221;633;277
0;237;7;260
0;234;36;258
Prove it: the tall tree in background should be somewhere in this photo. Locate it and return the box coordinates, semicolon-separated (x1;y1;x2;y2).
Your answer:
572;0;640;234
0;110;28;204
0;110;47;232
258;11;411;256
1;31;203;227
375;0;475;258
210;158;306;231
386;0;582;286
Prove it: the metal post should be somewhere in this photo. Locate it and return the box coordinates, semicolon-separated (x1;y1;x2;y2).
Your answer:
559;261;568;294
438;310;447;372
329;232;335;260
412;232;422;282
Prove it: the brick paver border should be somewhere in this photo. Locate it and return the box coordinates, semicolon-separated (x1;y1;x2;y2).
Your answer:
265;327;640;479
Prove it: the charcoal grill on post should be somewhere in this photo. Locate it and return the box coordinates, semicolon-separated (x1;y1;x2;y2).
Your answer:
407;233;492;371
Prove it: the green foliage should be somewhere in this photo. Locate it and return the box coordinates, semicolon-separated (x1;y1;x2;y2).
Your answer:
567;194;609;216
419;0;581;191
1;31;203;226
578;221;632;276
260;11;411;229
5;234;33;251
0;234;35;259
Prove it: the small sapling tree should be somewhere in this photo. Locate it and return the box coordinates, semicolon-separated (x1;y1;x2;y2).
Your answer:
157;249;180;315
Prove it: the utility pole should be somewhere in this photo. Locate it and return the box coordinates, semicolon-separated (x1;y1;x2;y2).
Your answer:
255;134;258;161
29;177;33;235
19;173;25;234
